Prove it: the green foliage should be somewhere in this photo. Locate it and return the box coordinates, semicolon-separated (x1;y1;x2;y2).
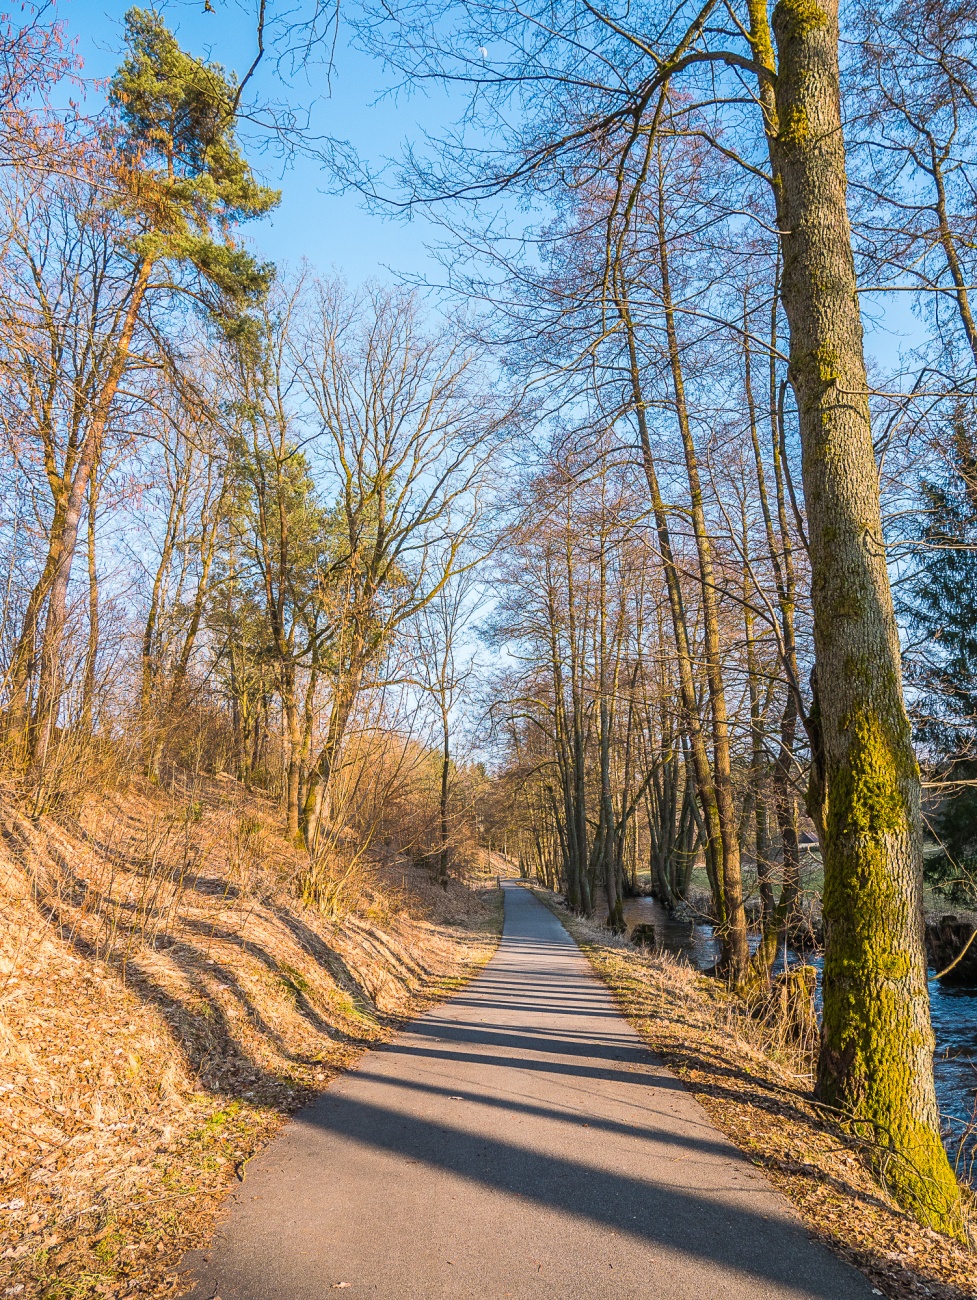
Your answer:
228;438;336;640
903;409;977;904
925;780;977;903
194;1099;244;1137
191;240;275;301
109;8;279;305
277;963;310;999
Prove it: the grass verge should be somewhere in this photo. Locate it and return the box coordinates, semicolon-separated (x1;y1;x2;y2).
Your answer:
536;890;976;1300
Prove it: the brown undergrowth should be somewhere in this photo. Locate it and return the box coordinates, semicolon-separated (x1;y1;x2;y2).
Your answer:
538;892;977;1300
0;774;502;1299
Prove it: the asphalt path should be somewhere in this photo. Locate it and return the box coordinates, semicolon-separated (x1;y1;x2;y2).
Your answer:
182;882;878;1299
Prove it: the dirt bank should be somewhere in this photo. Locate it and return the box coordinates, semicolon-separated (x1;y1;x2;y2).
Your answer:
0;774;502;1298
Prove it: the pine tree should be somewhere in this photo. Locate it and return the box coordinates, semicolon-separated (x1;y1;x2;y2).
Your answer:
904;413;977;905
19;8;280;766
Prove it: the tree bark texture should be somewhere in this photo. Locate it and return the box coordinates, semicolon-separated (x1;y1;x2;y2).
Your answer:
31;257;153;768
767;0;961;1230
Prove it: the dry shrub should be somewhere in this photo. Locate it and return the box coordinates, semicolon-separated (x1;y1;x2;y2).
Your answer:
0;726;135;823
298;847;378;920
327;721;487;884
0;774;501;1299
547;899;976;1300
338;728;448;866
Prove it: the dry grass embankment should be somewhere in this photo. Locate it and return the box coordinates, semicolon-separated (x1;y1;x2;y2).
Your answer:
0;774;502;1299
537;891;976;1300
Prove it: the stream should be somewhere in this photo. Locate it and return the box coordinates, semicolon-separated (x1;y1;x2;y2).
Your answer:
612;895;977;1182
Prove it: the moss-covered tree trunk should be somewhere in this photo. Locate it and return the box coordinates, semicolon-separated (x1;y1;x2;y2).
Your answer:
763;0;963;1232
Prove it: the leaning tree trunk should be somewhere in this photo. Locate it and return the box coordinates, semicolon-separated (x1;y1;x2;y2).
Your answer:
32;257;153;770
763;0;962;1232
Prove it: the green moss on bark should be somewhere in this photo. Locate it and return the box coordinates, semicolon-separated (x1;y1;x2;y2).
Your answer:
819;709;964;1235
770;0;965;1238
773;0;829;42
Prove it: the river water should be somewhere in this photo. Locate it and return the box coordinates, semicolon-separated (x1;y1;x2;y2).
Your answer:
613;895;977;1181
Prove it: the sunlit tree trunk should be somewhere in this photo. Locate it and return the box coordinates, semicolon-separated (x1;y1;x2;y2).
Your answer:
653;173;749;980
741;524;772;920
438;703;451;888
741;287;801;978
169;465;229;711
142;443;191;736
617;286;726;917
32;257;153;769
80;471;101;735
301;660;365;852
745;0;963;1231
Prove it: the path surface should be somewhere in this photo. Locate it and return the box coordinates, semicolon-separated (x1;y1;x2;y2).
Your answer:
183;884;877;1299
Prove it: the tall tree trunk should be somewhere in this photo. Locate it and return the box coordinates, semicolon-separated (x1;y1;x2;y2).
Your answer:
298;653;319;817
596;531;625;930
169;473;228;710
743;284;803;977
439;705;451;888
32;257;153;768
5;543;60;752
743;544;773;920
143;456;190;728
649;194;751;978
300;662;364;852
80;472;101;735
546;559;586;912
750;0;963;1231
616;283;728;929
564;520;592;915
282;664;303;846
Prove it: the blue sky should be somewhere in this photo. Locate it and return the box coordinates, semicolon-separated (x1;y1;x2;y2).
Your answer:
60;0;921;363
63;0;451;284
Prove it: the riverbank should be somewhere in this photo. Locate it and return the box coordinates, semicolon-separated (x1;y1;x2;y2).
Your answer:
537;891;977;1300
0;777;503;1299
601;888;977;1175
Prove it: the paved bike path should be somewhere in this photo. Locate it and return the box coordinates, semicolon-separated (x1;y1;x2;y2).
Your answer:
182;883;877;1299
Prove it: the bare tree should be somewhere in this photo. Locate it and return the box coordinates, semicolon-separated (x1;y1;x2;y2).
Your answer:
350;0;963;1229
295;281;511;850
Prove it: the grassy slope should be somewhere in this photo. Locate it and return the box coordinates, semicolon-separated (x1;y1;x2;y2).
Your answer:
0;775;502;1299
536;891;976;1300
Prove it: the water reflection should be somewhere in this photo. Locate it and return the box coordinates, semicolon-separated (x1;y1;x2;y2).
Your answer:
609;895;977;1181
614;896;803;972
